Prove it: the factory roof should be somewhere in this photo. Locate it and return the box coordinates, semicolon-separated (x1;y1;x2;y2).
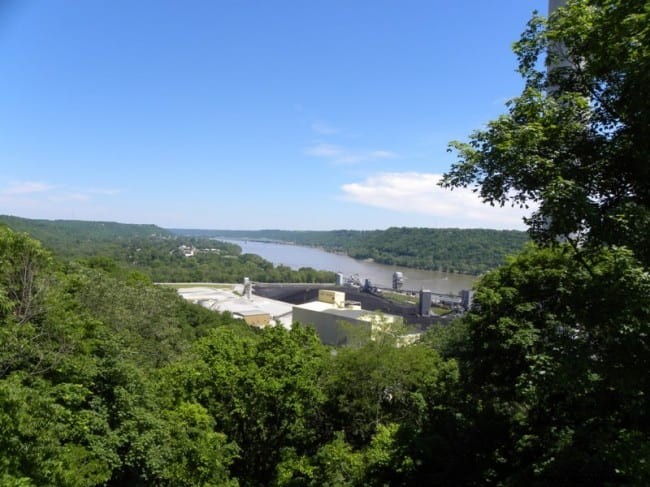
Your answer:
295;301;335;312
176;286;293;328
294;300;388;321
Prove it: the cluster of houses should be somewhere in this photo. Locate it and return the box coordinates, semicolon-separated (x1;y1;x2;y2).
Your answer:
177;244;221;257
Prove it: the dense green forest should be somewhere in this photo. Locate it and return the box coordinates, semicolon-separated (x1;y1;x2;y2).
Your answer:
1;1;648;485
0;224;469;486
2;227;647;485
0;215;335;284
172;227;529;275
0;215;170;255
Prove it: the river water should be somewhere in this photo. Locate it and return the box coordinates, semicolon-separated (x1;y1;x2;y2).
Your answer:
219;239;477;295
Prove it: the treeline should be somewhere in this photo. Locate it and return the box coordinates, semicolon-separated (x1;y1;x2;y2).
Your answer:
0;214;169;258
2;221;647;485
173;227;529;275
0;214;528;277
0;216;335;284
87;236;334;284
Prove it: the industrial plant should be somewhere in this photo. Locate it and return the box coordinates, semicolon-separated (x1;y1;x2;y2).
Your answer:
177;269;475;347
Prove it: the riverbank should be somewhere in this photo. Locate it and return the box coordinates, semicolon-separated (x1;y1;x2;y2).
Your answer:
216;239;477;294
203;228;527;276
229;238;479;277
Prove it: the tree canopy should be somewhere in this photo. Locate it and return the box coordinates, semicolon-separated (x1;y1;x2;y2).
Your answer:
442;0;650;264
439;0;650;483
0;216;336;284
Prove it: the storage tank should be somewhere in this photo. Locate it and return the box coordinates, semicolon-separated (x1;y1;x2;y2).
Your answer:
243;277;252;299
419;289;432;317
392;271;404;291
335;272;344;286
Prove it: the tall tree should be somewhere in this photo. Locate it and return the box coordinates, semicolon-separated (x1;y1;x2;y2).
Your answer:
437;0;650;483
442;0;650;264
162;325;331;486
458;245;649;484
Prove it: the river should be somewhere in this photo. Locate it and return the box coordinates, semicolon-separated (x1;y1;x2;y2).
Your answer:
219;239;477;295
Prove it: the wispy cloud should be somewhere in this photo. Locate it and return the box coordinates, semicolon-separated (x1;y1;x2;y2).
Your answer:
1;181;120;199
0;181;125;224
340;172;533;229
305;143;342;158
367;150;397;159
2;181;56;195
305;143;399;164
85;188;121;196
311;121;339;135
49;192;90;202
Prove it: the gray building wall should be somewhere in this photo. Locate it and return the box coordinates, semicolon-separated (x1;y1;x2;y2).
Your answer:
293;307;372;346
419;290;432;316
549;0;566;13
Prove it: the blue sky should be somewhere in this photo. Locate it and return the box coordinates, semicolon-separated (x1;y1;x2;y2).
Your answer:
0;0;546;230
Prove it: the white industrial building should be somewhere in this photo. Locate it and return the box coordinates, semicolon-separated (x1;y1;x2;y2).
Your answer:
175;286;420;345
293;290;402;346
176;285;294;328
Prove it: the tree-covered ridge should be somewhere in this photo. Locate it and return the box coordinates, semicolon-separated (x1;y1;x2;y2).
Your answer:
0;214;170;253
0;227;241;485
172;227;530;275
0;216;335;284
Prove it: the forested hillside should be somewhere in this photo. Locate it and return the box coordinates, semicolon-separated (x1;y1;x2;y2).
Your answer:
2;225;647;484
0;215;169;257
0;216;334;284
172;227;529;275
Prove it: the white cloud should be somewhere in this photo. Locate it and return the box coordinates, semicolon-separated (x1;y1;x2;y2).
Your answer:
0;181;121;218
368;150;398;159
1;181;120;199
311;121;339;135
2;181;55;195
305;144;399;164
48;192;90;202
85;188;121;196
340;172;533;230
305;143;343;158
